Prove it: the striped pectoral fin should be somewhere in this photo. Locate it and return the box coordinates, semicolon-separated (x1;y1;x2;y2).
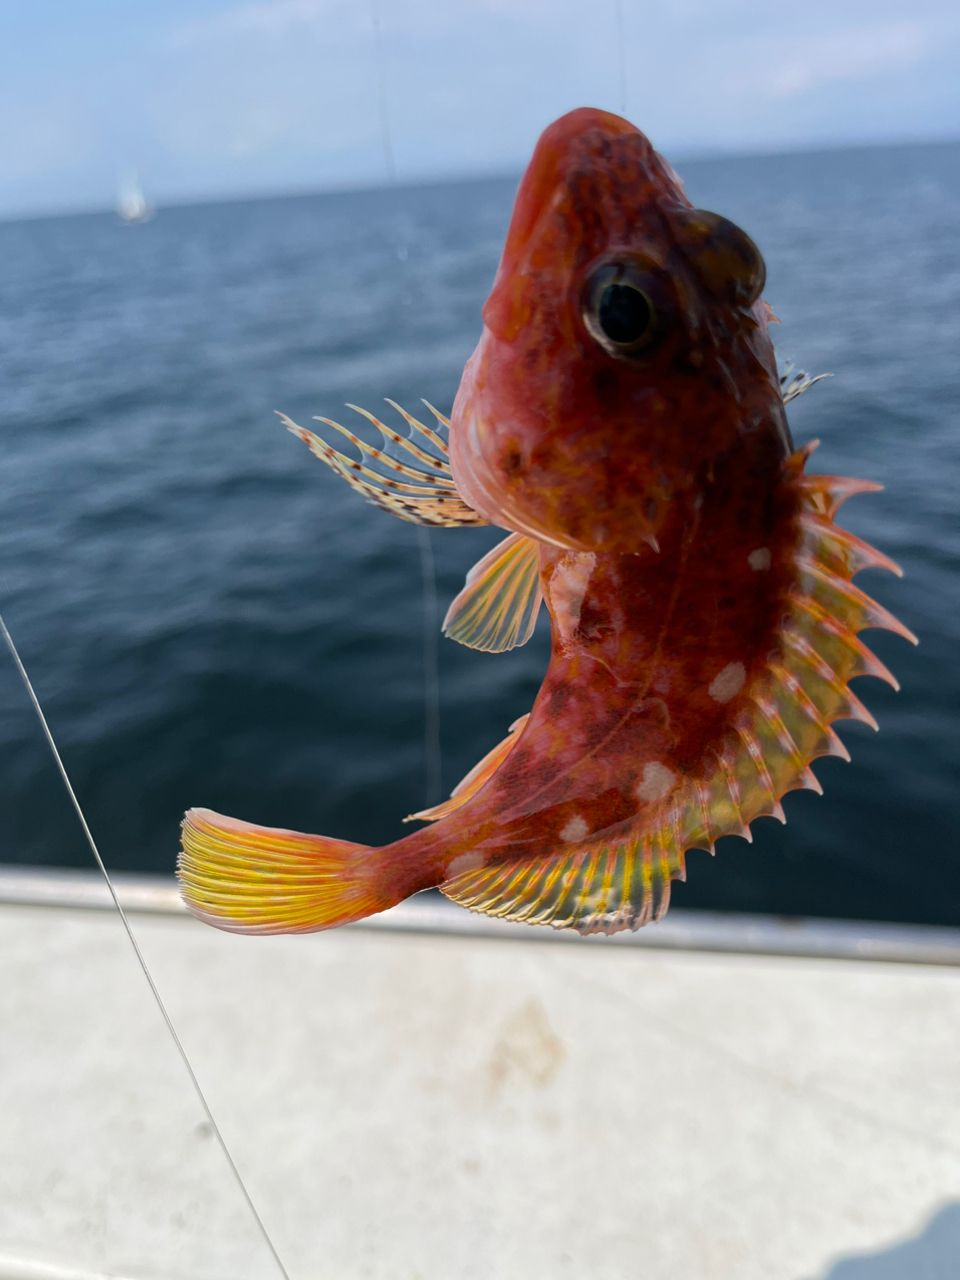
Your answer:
443;533;543;652
279;400;487;528
178;809;396;934
440;822;686;937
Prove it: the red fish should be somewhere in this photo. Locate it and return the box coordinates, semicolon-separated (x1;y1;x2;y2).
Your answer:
178;108;914;936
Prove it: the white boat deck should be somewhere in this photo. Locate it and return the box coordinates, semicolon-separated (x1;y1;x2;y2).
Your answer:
1;869;959;1280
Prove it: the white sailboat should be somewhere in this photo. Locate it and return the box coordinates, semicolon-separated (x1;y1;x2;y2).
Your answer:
116;169;154;224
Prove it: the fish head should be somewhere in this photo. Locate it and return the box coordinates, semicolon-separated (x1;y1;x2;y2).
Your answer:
449;107;789;554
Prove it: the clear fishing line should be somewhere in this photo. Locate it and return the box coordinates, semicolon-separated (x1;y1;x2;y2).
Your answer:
414;525;444;806
0;610;292;1280
370;0;397;185
371;0;444;808
615;0;627;116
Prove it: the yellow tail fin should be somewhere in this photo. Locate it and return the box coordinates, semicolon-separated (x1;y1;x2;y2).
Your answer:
178;809;394;935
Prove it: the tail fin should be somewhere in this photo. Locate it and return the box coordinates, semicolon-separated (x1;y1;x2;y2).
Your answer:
178;808;396;935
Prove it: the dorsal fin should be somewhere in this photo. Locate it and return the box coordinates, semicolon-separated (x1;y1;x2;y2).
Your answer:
443;533;543;652
406;714;530;823
442;446;914;936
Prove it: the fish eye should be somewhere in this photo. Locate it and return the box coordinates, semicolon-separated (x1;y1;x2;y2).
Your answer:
677;209;767;308
583;263;659;357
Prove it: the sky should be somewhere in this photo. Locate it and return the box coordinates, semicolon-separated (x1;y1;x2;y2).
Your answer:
1;0;958;218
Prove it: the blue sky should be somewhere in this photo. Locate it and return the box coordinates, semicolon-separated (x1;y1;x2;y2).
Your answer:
2;0;958;217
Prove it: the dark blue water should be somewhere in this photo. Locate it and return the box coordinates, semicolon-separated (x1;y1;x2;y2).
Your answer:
1;142;958;925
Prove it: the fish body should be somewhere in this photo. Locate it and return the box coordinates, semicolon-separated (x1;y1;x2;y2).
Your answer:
179;109;913;936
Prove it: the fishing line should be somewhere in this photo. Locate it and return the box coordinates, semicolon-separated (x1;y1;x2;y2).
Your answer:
0;610;292;1280
370;0;444;807
414;526;443;806
370;0;397;185
614;0;627;116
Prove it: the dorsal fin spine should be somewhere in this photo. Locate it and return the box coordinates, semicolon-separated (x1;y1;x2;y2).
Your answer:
736;725;776;811
668;809;686;881
796;474;883;515
800;766;824;795
847;636;900;690
798;511;903;577
839;688;880;731
693;779;716;854
768;661;851;764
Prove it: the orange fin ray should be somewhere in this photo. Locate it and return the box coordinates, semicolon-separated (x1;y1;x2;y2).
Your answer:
441;830;683;936
794;558;918;645
178;809;394;934
384;398;451;456
784;593;903;690
443;533;543;652
406;714;530;822
797;511;903;578
343;402;455;472
312;417;457;491
795;472;884;517
716;749;754;842
279;403;488;528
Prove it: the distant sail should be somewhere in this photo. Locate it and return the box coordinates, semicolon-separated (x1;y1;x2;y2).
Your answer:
117;171;154;224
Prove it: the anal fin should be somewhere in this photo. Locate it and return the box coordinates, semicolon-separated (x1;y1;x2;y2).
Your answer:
441;829;684;937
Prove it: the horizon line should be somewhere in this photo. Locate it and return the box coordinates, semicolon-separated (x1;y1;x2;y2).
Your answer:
3;129;958;228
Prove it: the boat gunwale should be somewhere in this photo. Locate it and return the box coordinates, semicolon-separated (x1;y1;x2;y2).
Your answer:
2;865;959;966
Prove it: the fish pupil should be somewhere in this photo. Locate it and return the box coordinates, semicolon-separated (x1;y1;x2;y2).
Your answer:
598;283;651;345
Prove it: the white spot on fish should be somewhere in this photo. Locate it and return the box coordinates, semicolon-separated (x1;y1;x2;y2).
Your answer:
709;661;746;704
553;553;597;648
447;852;484;879
635;762;676;803
560;815;590;843
748;547;771;571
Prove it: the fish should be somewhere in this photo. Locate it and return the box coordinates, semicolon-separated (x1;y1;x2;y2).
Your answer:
178;107;915;938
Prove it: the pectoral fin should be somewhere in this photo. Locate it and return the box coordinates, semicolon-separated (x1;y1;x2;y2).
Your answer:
443;533;543;652
280;400;487;528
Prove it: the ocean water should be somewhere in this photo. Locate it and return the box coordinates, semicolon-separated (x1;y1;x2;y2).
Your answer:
1;141;957;926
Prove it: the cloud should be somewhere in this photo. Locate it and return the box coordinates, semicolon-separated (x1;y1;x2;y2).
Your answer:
754;21;930;99
4;0;957;217
169;0;356;48
0;97;95;184
168;0;558;49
